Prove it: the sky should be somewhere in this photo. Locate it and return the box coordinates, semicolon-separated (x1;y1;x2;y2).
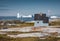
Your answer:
0;0;60;16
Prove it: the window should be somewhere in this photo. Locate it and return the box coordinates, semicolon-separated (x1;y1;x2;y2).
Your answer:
37;22;39;23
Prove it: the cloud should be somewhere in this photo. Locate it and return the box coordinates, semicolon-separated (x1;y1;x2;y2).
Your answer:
48;10;51;13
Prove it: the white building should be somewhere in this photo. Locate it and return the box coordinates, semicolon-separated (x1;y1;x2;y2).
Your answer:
17;13;20;18
34;21;48;27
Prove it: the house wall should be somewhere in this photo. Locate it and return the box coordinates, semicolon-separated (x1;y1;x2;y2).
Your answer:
34;21;48;27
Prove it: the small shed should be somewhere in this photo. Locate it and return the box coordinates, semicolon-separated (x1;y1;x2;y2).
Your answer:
34;13;49;27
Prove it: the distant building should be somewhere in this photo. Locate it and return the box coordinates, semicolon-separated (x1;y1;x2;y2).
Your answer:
34;13;49;27
17;13;20;18
50;16;60;22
